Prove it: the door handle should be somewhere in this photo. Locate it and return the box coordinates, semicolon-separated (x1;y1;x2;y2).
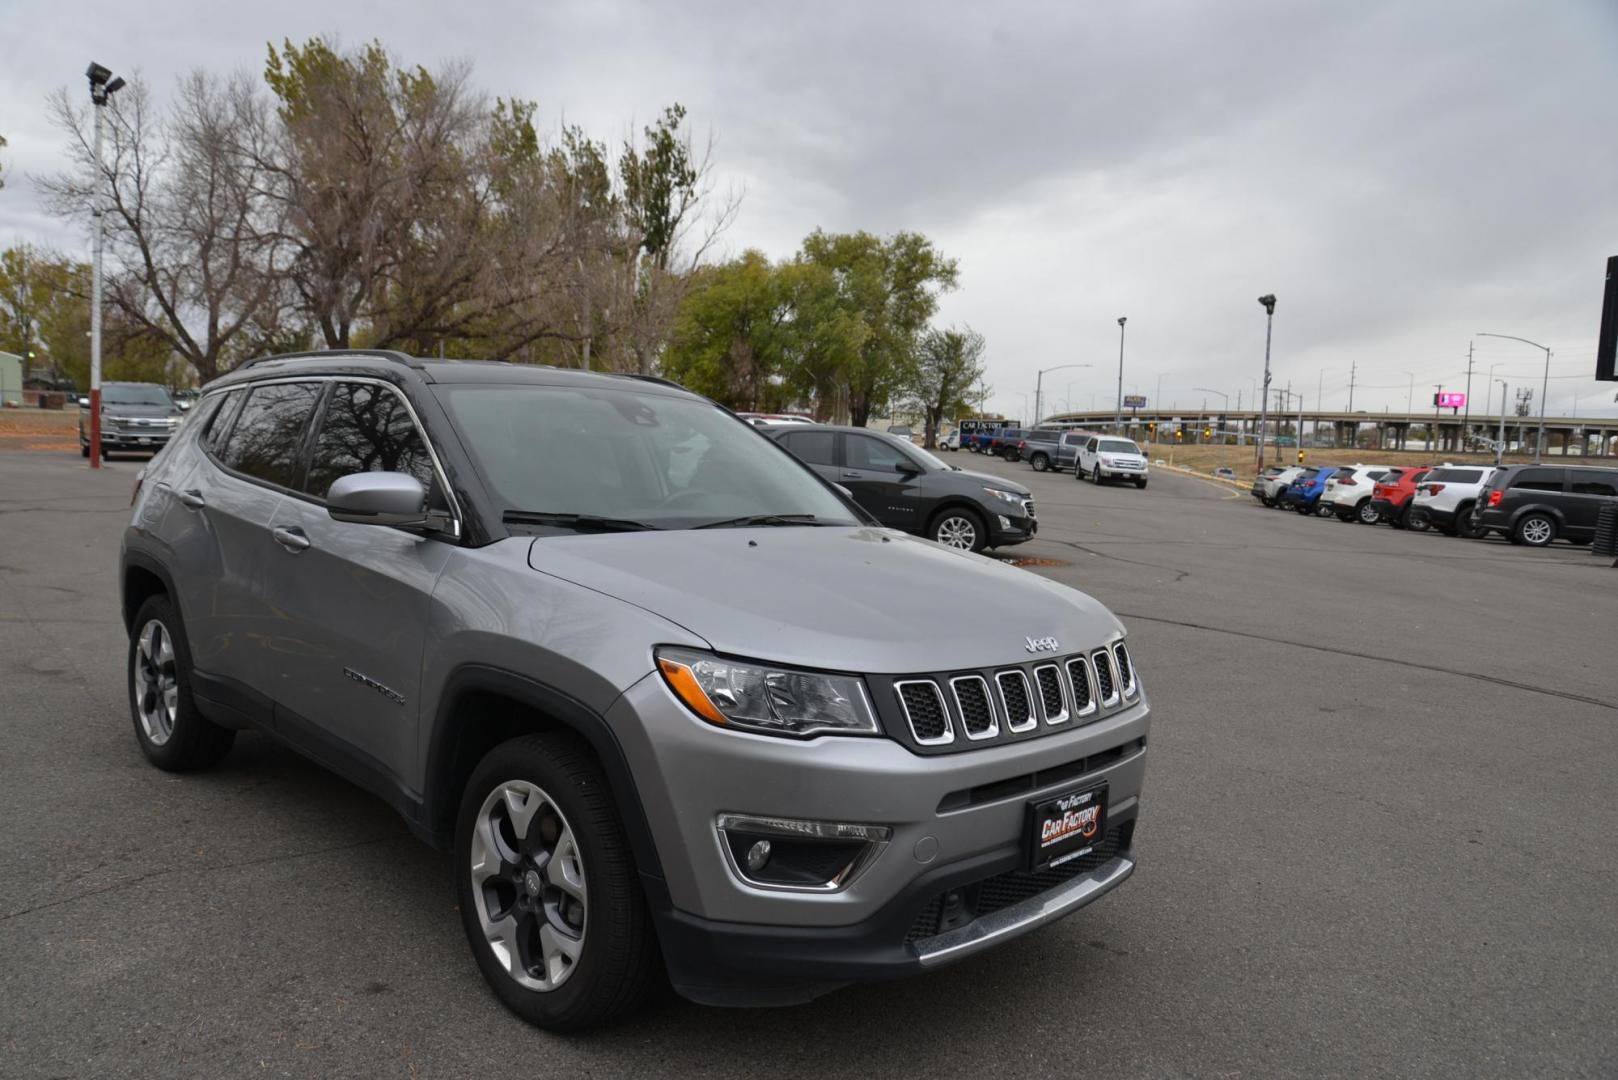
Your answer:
178;489;206;510
271;525;311;552
840;471;862;479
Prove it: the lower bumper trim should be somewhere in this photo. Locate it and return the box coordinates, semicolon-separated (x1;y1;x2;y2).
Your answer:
913;854;1135;967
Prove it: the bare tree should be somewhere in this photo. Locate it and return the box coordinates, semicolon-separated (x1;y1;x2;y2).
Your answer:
39;73;289;381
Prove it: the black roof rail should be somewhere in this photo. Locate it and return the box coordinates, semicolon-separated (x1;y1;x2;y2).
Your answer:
614;372;688;391
239;348;420;370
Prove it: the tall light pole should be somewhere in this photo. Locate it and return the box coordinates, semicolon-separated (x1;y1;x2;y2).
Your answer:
1256;294;1276;472
1034;363;1091;426
86;62;126;470
1494;378;1508;465
1478;332;1551;462
1113;317;1127;433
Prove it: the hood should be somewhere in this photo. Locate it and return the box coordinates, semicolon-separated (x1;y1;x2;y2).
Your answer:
946;468;1031;495
526;527;1120;674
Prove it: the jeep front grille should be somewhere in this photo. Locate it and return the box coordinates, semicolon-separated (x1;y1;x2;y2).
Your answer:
1066;657;1094;716
1092;650;1118;705
951;676;998;740
896;680;952;745
1113;642;1136;697
1033;663;1068;725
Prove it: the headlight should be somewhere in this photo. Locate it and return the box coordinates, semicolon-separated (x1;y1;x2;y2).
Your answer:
655;647;879;738
982;487;1024;505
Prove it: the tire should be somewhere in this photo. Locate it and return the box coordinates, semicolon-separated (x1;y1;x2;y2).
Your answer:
1356;499;1379;525
1513;513;1556;547
1134;478;1147;489
1030;453;1049;472
1454;503;1484;540
1407;507;1432;532
929;507;988;553
455;733;657;1032
127;595;235;771
1335;508;1354;522
1092;466;1103;486
81;442;91;458
1003;448;1020;462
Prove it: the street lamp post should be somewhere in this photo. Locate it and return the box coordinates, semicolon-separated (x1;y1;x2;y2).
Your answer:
1255;295;1276;472
1113;317;1128;434
1033;363;1091;426
1478;332;1552;462
85;61;126;471
1494;378;1508;466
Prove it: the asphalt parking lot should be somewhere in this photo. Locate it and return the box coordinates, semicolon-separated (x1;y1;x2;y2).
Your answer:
2;445;1614;1078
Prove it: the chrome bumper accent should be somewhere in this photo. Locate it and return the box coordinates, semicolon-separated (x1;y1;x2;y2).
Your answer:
912;853;1135;967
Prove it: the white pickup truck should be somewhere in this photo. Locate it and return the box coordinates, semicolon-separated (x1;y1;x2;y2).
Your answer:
1075;435;1150;488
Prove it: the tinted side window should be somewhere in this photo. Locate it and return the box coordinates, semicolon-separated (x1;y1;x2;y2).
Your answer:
215;382;322;488
1569;474;1618;497
304;382;436;500
1511;468;1564;492
781;430;837;467
846;434;910;470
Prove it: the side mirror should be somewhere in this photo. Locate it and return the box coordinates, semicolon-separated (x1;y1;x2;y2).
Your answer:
78;397;90;407
177;400;191;411
327;472;428;527
894;461;921;476
833;483;854;499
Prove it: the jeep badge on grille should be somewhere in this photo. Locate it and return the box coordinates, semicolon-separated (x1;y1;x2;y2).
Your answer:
1024;636;1060;654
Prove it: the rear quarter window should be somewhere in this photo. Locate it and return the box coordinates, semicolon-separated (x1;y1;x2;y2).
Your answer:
1510;468;1564;492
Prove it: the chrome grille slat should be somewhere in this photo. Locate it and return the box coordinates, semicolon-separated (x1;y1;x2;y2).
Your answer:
1113;642;1137;698
896;680;953;745
1091;649;1119;706
1033;663;1068;725
950;676;998;740
1066;656;1096;717
995;670;1037;733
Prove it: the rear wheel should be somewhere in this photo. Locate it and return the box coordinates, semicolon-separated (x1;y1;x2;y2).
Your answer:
127;595;235;771
1030;453;1049;472
930;507;987;553
455;733;657;1031
1514;513;1556;547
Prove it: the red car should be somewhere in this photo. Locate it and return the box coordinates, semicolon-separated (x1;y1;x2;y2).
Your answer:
1368;465;1433;528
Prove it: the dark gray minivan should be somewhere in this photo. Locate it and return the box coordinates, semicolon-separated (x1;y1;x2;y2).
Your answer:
1473;464;1618;546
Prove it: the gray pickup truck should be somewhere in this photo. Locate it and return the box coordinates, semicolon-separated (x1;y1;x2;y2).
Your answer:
120;349;1151;1030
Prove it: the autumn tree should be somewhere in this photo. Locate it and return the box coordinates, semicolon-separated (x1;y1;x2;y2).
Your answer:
906;326;987;447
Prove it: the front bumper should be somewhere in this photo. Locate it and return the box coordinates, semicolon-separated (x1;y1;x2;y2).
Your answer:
85;429;175;451
606;673;1150;1004
989;509;1037;546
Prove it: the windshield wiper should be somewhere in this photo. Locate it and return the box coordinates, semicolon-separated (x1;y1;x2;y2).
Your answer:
693;513;825;530
502;511;661;533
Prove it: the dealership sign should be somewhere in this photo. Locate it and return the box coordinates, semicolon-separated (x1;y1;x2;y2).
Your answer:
1434;392;1466;408
1123;395;1148;408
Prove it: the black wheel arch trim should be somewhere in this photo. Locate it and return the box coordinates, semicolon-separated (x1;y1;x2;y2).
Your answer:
121;549;182;635
424;664;666;882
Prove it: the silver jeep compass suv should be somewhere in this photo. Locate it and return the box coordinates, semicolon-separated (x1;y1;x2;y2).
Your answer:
121;350;1150;1030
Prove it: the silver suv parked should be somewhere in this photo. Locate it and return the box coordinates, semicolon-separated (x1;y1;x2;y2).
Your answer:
120;351;1151;1030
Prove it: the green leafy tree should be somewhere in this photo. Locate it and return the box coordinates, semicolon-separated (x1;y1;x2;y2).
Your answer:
663;251;791;409
907;327;987;448
799;230;957;426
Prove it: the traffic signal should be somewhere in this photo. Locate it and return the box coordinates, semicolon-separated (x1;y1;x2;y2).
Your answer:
1297;449;1305;463
1203;427;1212;439
1174;429;1183;441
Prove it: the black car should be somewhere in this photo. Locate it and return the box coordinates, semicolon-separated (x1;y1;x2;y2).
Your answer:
79;382;186;458
767;424;1036;553
1016;428;1064;472
1473;464;1618;547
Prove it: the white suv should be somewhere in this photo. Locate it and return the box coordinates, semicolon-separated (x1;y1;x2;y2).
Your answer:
1411;464;1496;537
1255;466;1305;507
1075;436;1149;488
1320;465;1393;523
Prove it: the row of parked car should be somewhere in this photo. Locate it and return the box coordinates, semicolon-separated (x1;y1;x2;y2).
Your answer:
945;426;1151;488
1250;461;1618;547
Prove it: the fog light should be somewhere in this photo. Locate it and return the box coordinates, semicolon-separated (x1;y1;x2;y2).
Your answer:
716;813;893;892
998;515;1011;529
745;839;772;872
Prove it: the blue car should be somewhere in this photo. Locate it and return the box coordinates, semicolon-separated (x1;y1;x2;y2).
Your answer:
1279;466;1337;514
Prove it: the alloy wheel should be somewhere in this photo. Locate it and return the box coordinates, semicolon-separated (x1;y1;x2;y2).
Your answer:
133;619;179;746
1357;501;1378;525
936;515;977;549
1520;517;1554;546
469;780;588;992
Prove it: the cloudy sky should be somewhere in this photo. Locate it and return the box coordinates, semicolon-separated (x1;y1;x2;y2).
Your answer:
3;0;1616;420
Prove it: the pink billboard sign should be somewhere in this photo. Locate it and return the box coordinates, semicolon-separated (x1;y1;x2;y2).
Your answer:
1436;392;1466;408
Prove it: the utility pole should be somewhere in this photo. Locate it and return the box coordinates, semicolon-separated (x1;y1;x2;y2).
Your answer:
1495;380;1508;466
1433;384;1444;455
1347;358;1357;412
1463;341;1474;450
1256;294;1276;472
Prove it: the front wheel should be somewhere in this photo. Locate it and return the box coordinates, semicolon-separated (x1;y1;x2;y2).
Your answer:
455;733;657;1031
1135;478;1147;489
930;507;988;553
1407;507;1432;532
1454;504;1484;539
1356;500;1379;525
1030;453;1049;472
1092;466;1104;485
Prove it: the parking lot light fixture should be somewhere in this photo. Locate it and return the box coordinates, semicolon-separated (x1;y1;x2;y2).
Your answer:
1033;363;1091;425
1477;332;1551;463
1256;295;1276;473
1114;318;1127;434
85;61;126;470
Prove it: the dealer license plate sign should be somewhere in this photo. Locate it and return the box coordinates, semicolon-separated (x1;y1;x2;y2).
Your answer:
1027;784;1106;870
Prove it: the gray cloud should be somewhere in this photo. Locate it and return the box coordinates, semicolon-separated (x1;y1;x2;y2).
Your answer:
2;0;1614;416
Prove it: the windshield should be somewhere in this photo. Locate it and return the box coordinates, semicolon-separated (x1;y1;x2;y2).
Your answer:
1099;439;1140;454
103;384;174;407
435;383;862;531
